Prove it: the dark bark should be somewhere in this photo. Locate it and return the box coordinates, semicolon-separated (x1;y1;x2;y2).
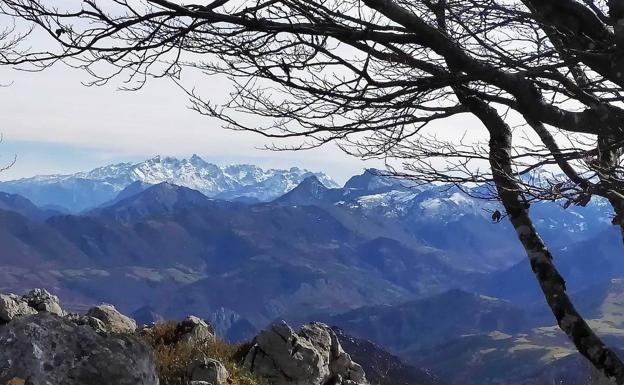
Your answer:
597;132;624;243
526;119;589;189
361;0;620;136
522;0;624;88
611;0;624;49
458;91;624;384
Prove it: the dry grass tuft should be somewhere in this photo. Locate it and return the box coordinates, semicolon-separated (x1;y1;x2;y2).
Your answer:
142;321;267;385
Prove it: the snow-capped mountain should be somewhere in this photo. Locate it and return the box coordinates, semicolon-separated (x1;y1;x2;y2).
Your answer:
346;184;488;219
277;169;615;271
0;155;338;212
346;182;611;232
328;170;613;235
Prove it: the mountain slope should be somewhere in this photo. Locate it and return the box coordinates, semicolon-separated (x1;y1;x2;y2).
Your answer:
142;203;473;326
413;278;624;385
0;192;60;221
0;209;89;268
273;175;337;205
0;183;474;328
332;327;444;385
481;228;624;304
98;180;153;208
414;329;575;385
296;289;525;357
89;182;236;222
274;169;614;272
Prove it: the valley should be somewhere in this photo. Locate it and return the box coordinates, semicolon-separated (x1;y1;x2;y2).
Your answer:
0;155;621;385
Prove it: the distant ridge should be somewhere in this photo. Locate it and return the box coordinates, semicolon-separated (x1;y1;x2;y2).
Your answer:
98;181;153;209
0;155;338;211
0;191;61;221
302;288;524;357
273;175;334;205
89;182;236;222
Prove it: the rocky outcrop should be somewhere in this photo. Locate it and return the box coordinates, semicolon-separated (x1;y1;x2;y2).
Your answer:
0;289;65;324
243;321;369;385
65;313;109;334
176;315;215;345
187;356;229;384
22;289;64;317
0;289;372;385
0;289;157;384
0;294;36;324
86;304;137;333
0;312;158;385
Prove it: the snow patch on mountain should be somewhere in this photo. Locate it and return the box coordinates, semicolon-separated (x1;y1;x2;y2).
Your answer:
349;191;419;217
0;155;339;211
337;174;612;237
64;155;339;198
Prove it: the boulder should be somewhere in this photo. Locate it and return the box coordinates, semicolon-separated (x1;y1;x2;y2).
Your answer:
187;356;229;384
86;304;137;334
0;312;158;385
0;294;36;324
176;316;214;344
22;289;64;317
243;321;369;385
65;313;109;334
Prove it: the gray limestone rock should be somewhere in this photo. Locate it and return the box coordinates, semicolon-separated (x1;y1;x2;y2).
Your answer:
0;313;158;385
244;321;368;385
86;304;137;334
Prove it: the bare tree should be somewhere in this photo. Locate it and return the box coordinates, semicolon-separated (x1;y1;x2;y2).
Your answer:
0;19;20;171
0;15;25;87
1;0;623;380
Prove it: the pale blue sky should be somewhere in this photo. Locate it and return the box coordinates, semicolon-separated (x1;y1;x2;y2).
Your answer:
0;63;380;184
0;3;496;185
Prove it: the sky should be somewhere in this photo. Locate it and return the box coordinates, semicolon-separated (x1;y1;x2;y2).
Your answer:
0;62;384;184
0;1;492;186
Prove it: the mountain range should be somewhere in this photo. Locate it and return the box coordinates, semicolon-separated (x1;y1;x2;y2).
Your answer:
0;156;622;385
277;171;613;272
0;155;338;211
0;180;474;327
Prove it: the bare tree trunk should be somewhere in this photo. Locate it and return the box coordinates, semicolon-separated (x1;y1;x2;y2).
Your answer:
597;132;624;244
458;91;624;384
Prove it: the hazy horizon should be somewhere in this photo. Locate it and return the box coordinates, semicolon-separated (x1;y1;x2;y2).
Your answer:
0;62;382;184
0;150;363;184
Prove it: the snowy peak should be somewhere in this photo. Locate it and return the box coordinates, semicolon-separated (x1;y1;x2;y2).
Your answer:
86;154;340;200
0;155;338;211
